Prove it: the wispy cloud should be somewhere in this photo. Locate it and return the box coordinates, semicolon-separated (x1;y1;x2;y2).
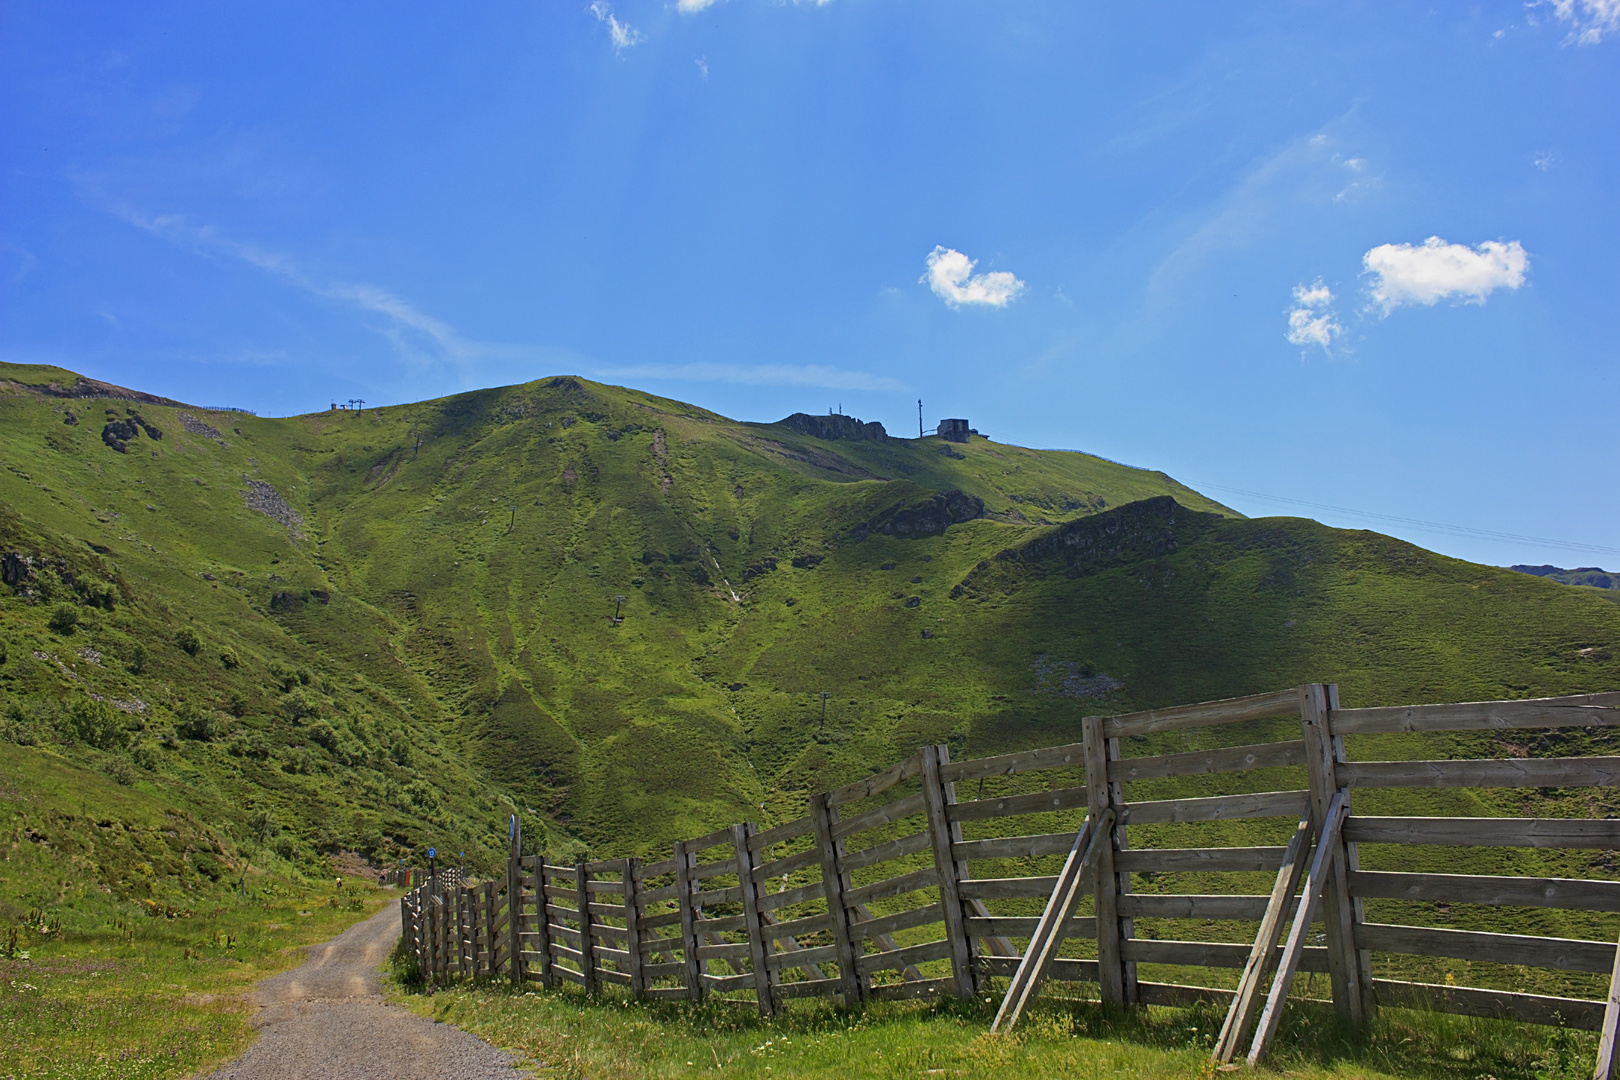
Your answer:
1363;237;1529;314
921;246;1026;308
1545;0;1620;44
595;362;905;391
1284;279;1343;352
102;202;568;379
1534;151;1556;171
678;0;718;11
695;56;709;80
589;1;644;51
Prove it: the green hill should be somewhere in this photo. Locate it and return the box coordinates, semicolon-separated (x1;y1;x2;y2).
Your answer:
2;361;1617;890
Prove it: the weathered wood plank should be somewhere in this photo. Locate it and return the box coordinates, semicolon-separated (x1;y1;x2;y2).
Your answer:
1249;788;1351;1065
840;829;932;873
948;785;1089;824
1373;979;1605;1032
1354;923;1616;972
674;840;703;1001
858;939;952;975
941;742;1086;786
868;976;954;1002
834;791;928;839
756;880;827;913
1595;930;1620;1079
752;846;820;883
845;866;940;907
1338;757;1620;790
1344;816;1620;849
1214;812;1314;1064
1347;871;1620;911
958;876;1059;900
1110;740;1308;783
764;943;840;970
1114;846;1288;873
747;817;813;851
968;915;1098;938
699;971;754;992
690;857;740;880
1102;689;1300;739
1121;894;1275;920
978;956;1101;983
1123;789;1310;826
623;856;644;1000
695;941;753;962
1084;716;1125;1009
1122;939;1332;971
1329;692;1620;735
770;976;842;1000
734;822;774;1017
810;791;864;1004
1301;685;1364;1029
854;903;944;941
952;831;1078;862
762;911;835;940
827;750;927;807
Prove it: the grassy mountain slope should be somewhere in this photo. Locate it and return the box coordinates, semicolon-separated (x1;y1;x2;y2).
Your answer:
2;362;1617;880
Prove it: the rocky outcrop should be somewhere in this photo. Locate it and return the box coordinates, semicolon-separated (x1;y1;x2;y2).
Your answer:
860;490;986;540
777;412;890;442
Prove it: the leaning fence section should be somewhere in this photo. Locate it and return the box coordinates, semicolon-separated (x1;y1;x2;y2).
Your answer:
398;686;1620;1074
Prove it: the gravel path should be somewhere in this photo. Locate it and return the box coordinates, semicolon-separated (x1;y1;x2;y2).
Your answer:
203;902;529;1080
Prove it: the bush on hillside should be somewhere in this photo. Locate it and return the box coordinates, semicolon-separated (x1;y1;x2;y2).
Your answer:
47;603;79;635
68;697;125;750
175;627;200;656
219;646;239;669
124;642;147;674
175;701;227;741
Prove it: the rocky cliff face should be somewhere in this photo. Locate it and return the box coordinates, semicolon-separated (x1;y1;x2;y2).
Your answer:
776;412;890;442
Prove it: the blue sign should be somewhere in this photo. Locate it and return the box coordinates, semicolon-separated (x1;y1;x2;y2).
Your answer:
427;847;436;858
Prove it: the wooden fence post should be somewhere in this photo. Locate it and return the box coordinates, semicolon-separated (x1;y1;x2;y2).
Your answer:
577;861;598;996
624;856;645;1001
809;791;865;1007
508;818;523;986
674;840;704;1001
485;880;498;979
1106;734;1139;1005
733;822;775;1016
534;855;554;989
1326;683;1376;1020
922;744;977;1000
1299;682;1366;1028
1083;714;1127;1008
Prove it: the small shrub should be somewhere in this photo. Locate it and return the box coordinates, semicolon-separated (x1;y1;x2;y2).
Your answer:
175;627;200;656
175;702;227;741
68;697;125;750
219;645;240;669
104;756;138;786
48;603;79;635
130;740;163;771
125;642;147;674
2;702;40;746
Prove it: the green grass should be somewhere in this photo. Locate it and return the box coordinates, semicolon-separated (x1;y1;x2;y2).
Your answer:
0;742;393;1079
383;976;1602;1080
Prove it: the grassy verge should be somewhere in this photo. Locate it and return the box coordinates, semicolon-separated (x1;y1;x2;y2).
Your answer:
1;742;396;1080
384;971;1600;1080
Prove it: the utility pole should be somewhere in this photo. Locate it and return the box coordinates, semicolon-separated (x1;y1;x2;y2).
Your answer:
918;399;924;439
612;595;627;624
507;505;517;533
819;691;830;732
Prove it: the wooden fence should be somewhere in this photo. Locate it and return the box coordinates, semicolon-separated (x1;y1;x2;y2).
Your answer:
398;685;1620;1072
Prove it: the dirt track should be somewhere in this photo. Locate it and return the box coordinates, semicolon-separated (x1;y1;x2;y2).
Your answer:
202;902;529;1080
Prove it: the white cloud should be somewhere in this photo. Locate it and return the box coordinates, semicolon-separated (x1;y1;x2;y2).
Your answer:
1362;237;1529;313
1535;151;1556;171
1284;279;1343;352
1546;0;1620;43
596;362;904;391
921;246;1026;308
589;1;643;51
695;56;709;80
678;0;718;10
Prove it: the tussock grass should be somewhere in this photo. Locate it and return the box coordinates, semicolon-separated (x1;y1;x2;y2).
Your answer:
385;974;1601;1080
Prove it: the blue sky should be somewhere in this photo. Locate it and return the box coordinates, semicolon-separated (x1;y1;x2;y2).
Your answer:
3;1;1617;568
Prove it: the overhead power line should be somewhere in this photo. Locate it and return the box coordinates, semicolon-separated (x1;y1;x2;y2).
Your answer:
1185;480;1620;560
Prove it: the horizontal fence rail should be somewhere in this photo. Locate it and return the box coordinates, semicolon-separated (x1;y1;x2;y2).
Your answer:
397;684;1620;1074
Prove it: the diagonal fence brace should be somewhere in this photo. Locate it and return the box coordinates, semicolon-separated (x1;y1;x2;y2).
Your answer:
991;807;1115;1034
